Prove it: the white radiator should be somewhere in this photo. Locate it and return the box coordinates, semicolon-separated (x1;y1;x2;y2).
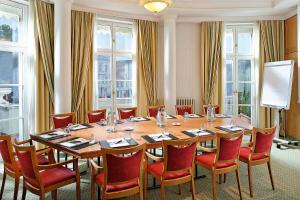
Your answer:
176;97;196;112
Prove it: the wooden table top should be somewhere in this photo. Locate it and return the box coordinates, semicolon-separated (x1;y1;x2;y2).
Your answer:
31;116;235;159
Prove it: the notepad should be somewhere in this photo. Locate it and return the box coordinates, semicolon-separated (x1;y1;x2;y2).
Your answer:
107;138;131;148
148;133;172;142
185;129;212;136
220;125;243;131
60;138;90;148
39;131;68;139
69;124;87;131
185;114;201;118
215;114;230;118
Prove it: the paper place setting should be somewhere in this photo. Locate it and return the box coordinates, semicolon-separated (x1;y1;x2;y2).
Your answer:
220;125;243;131
186;114;201;118
148;133;172;142
130;117;149;122
107;138;131;148
39;131;68;139
165;115;176;119
60;138;90;148
215;114;231;118
185;129;212;136
69;124;87;131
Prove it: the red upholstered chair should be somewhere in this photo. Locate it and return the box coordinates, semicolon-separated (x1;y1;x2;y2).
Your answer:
239;127;276;197
50;112;75;129
144;137;198;200
0;135;51;200
175;105;193;115
87;109;106;123
14;144;80;200
90;144;145;200
148;105;165;117
117;107;137;120
195;132;243;200
203;105;220;114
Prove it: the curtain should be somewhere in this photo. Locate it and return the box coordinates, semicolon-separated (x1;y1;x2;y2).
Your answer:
259;20;284;128
136;20;158;116
33;0;54;132
200;22;224;109
71;10;95;123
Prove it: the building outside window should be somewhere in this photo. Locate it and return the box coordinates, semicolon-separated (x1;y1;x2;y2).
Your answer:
94;19;136;110
0;0;27;139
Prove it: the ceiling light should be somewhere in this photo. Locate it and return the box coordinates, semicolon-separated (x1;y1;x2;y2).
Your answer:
140;0;172;13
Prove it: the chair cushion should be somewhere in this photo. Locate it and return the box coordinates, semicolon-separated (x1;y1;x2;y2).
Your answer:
95;173;139;192
147;162;190;180
195;153;236;168
27;167;76;188
239;147;269;161
6;155;49;173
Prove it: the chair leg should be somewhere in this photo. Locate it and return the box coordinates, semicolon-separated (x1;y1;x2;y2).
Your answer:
160;184;165;200
139;185;143;200
219;174;222;184
13;176;19;200
191;178;196;200
144;172;148;200
76;178;81;200
51;190;57;200
236;170;242;200
21;183;26;200
178;184;181;195
0;170;6;199
91;178;95;200
224;173;227;183
267;161;275;190
212;173;217;200
247;165;253;197
40;193;45;200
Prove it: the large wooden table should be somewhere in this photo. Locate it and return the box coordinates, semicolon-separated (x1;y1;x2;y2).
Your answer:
31;116;234;159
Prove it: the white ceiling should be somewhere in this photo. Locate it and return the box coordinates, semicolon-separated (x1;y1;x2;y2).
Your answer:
73;0;300;21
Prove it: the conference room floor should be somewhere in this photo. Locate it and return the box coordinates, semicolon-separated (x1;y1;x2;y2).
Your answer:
0;144;299;200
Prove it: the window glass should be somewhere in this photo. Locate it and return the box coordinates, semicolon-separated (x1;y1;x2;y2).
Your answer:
115;26;132;52
0;6;20;43
0;51;19;84
225;29;233;54
96;25;111;49
238;29;252;54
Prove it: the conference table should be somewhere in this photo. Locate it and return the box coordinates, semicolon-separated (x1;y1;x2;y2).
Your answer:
30;115;237;159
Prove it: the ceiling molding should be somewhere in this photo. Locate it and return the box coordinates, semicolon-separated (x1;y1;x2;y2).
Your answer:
283;8;297;19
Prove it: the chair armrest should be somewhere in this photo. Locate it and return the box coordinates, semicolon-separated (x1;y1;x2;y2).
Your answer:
14;138;32;145
241;142;253;147
145;152;164;162
37;157;78;170
36;148;56;164
90;159;104;175
36;147;53;155
197;146;216;153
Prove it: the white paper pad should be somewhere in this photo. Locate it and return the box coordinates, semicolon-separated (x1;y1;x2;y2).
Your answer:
132;117;147;121
188;114;200;118
165;115;174;119
39;131;67;139
148;133;172;142
186;129;211;136
107;138;131;148
215;114;229;118
60;138;90;148
221;125;243;131
70;124;87;130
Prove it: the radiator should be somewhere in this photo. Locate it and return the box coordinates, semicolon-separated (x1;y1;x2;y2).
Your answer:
176;97;196;112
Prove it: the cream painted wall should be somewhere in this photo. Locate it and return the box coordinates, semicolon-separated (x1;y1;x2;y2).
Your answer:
176;23;201;113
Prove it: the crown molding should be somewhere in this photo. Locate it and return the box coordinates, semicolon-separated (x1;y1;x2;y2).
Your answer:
283;8;297;19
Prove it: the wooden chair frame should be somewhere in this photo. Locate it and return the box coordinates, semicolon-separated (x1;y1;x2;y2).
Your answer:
175;105;193;115
195;132;243;200
239;127;276;197
147;105;165;117
14;145;80;200
50;112;76;129
90;144;146;200
144;137;198;200
0;135;53;200
117;107;137;119
87;109;107;123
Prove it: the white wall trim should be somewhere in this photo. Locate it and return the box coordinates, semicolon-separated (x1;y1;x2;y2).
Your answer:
283;8;297;19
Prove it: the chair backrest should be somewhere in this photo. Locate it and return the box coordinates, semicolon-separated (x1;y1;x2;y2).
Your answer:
14;145;40;183
175;105;193;115
102;144;145;185
148;105;165;117
87;109;106;123
117;107;137;120
50;112;75;129
163;137;198;173
252;127;276;155
203;105;220;114
215;132;243;164
0;134;18;169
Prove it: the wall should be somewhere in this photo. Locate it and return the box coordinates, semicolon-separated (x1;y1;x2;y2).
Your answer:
285;15;300;139
176;23;201;113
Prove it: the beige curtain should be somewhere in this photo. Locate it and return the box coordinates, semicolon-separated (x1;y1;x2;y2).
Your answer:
136;20;158;116
259;20;284;128
33;0;54;132
71;10;95;123
200;22;224;109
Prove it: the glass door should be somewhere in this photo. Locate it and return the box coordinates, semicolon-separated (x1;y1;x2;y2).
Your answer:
223;25;255;121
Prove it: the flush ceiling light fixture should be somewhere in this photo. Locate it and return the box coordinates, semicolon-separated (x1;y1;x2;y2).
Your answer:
140;0;172;13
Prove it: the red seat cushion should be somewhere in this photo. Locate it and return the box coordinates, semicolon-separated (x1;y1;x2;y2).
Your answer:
27;167;76;188
196;153;236;168
239;147;269;161
95;173;139;192
6;155;49;173
147;162;190;180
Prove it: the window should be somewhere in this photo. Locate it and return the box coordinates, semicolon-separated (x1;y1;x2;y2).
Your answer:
223;25;255;121
0;1;27;139
94;20;136;109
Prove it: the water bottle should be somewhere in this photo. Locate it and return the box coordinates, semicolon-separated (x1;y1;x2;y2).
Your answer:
160;107;166;127
156;108;162;126
207;105;215;122
106;108;116;132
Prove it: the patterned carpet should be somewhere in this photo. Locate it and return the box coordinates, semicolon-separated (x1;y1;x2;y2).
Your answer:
1;145;300;200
